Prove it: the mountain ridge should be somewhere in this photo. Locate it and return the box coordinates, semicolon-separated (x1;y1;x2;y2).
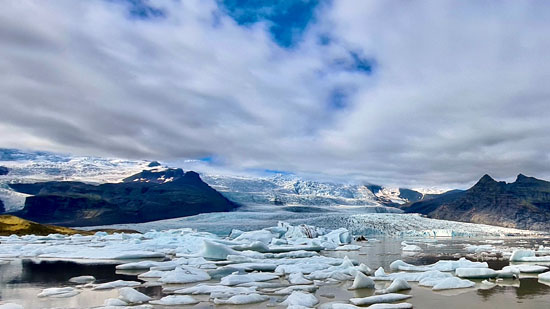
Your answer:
403;173;550;231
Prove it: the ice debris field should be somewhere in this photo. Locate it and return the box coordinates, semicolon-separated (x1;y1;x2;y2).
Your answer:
1;221;550;308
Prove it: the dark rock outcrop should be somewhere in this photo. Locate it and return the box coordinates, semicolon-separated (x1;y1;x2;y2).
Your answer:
0;200;4;213
9;168;238;227
147;161;161;167
403;174;550;231
0;166;8;175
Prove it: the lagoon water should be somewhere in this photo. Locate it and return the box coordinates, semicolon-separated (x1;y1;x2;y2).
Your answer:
1;237;550;308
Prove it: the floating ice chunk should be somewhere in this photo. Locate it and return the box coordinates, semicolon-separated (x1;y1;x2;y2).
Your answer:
220;272;278;286
349;272;375;290
358;263;373;275
150;295;199;306
274;285;318;295
174;284;256;295
538;271;550;283
232;241;270;253
229;262;277;272
112;251;165;260
390;258;487;272
376;279;411;294
0;304;24;309
402;245;421;252
69;275;95;284
327;304;362;309
510;250;537;261
335;245;361;251
368;303;413;309
456;268;497;279
432;277;475;290
305;256;357;280
465;244;494;253
350;293;412;306
234;230;275;245
37;287;79;298
289;272;313;285
199;240;240;260
118;287;152;304
207;266;246;279
104;298;128;306
138;270;167;278
116;260;177;270
158;266;211;284
503;265;548;273
282;291;319;307
93;280;141;290
374;267;386;277
213;293;269;305
510;250;550;262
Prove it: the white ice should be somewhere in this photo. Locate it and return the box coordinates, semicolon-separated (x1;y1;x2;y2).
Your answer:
118;287;152;304
282;291;319;307
350;293;412;306
213;293;269;305
150;295;199;306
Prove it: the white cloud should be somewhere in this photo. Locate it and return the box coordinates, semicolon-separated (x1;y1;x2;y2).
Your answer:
1;0;549;188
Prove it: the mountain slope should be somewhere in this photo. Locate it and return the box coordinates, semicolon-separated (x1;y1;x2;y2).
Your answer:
0;215;87;236
8;168;238;226
403;174;550;231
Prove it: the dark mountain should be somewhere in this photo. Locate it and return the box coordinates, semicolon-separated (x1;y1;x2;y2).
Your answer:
0;166;8;175
8;168;238;227
0;200;4;213
403;174;550;231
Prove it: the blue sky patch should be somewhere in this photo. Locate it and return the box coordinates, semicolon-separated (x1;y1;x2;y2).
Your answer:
218;0;321;47
109;0;165;20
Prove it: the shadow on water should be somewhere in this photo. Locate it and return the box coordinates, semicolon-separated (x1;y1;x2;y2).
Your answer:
4;260;138;284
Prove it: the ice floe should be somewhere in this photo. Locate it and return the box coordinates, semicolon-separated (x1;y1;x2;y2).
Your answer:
150;295;199;306
432;277;475;290
118;287;151;304
455;268;497;279
37;287;79;298
213;293;269;305
349;271;375;289
69;275;95;284
349;293;412;306
390;258;487;272
282;291;319;307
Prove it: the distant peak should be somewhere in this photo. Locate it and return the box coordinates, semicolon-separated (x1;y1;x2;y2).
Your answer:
479;174;496;183
516;173;529;181
471;174;500;189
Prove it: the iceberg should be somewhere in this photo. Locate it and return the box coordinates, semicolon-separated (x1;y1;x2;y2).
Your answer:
376;279;411;294
455;268;497;279
93;280;141;290
432;277;475;290
150;295;199;306
68;275;95;283
350;293;412;306
37;287;79;298
390;258;488;272
349;271;375;289
118;287;152;304
158;266;211;284
213;293;269;305
220;273;279;286
282;291;319;307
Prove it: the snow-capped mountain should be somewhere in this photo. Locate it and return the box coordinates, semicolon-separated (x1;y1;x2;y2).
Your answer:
0;148;149;211
0;148;436;211
202;174;382;207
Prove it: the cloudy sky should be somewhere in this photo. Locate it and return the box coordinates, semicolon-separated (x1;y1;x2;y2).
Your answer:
1;0;550;188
